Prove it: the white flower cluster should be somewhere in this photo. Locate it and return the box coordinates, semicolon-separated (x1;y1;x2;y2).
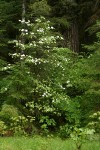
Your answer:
2;64;11;71
56;35;63;40
1;87;8;93
38;40;43;44
20;29;28;32
56;62;61;67
59;84;65;90
30;32;34;35
37;28;44;33
30;41;37;47
20;29;28;35
36;26;54;35
42;91;51;98
51;26;54;29
19;43;25;50
10;53;21;58
66;80;72;87
19;19;31;26
39;36;56;45
63;58;68;62
55;62;65;71
10;53;26;60
45;25;54;30
19;19;25;23
20;54;26;60
25;55;33;63
13;40;26;50
35;16;45;22
4;88;8;91
25;56;48;65
35;18;42;23
52;95;69;105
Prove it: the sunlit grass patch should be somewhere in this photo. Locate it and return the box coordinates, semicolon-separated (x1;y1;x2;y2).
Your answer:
0;136;100;150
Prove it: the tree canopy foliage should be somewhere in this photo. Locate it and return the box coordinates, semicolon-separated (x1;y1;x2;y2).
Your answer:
0;0;100;137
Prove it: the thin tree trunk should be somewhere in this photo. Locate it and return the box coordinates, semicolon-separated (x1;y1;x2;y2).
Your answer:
22;0;26;23
21;0;26;54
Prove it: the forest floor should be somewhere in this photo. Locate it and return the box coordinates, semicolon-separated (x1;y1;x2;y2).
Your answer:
0;135;100;150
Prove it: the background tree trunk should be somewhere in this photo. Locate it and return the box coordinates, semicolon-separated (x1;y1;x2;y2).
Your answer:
22;0;26;22
20;0;26;54
63;19;79;53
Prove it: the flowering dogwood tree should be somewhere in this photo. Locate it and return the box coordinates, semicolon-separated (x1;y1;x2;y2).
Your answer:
1;17;80;132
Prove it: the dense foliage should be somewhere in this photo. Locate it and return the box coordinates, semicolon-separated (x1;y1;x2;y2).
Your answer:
0;0;100;137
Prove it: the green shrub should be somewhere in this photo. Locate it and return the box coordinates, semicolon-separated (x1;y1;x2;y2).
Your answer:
39;116;56;135
0;104;19;125
0;120;7;136
87;111;100;133
59;124;73;139
71;127;95;150
10;115;35;136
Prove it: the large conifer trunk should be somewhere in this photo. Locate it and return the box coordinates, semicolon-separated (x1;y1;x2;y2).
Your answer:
63;19;79;53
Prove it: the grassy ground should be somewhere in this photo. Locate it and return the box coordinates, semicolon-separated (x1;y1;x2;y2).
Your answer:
0;136;100;150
